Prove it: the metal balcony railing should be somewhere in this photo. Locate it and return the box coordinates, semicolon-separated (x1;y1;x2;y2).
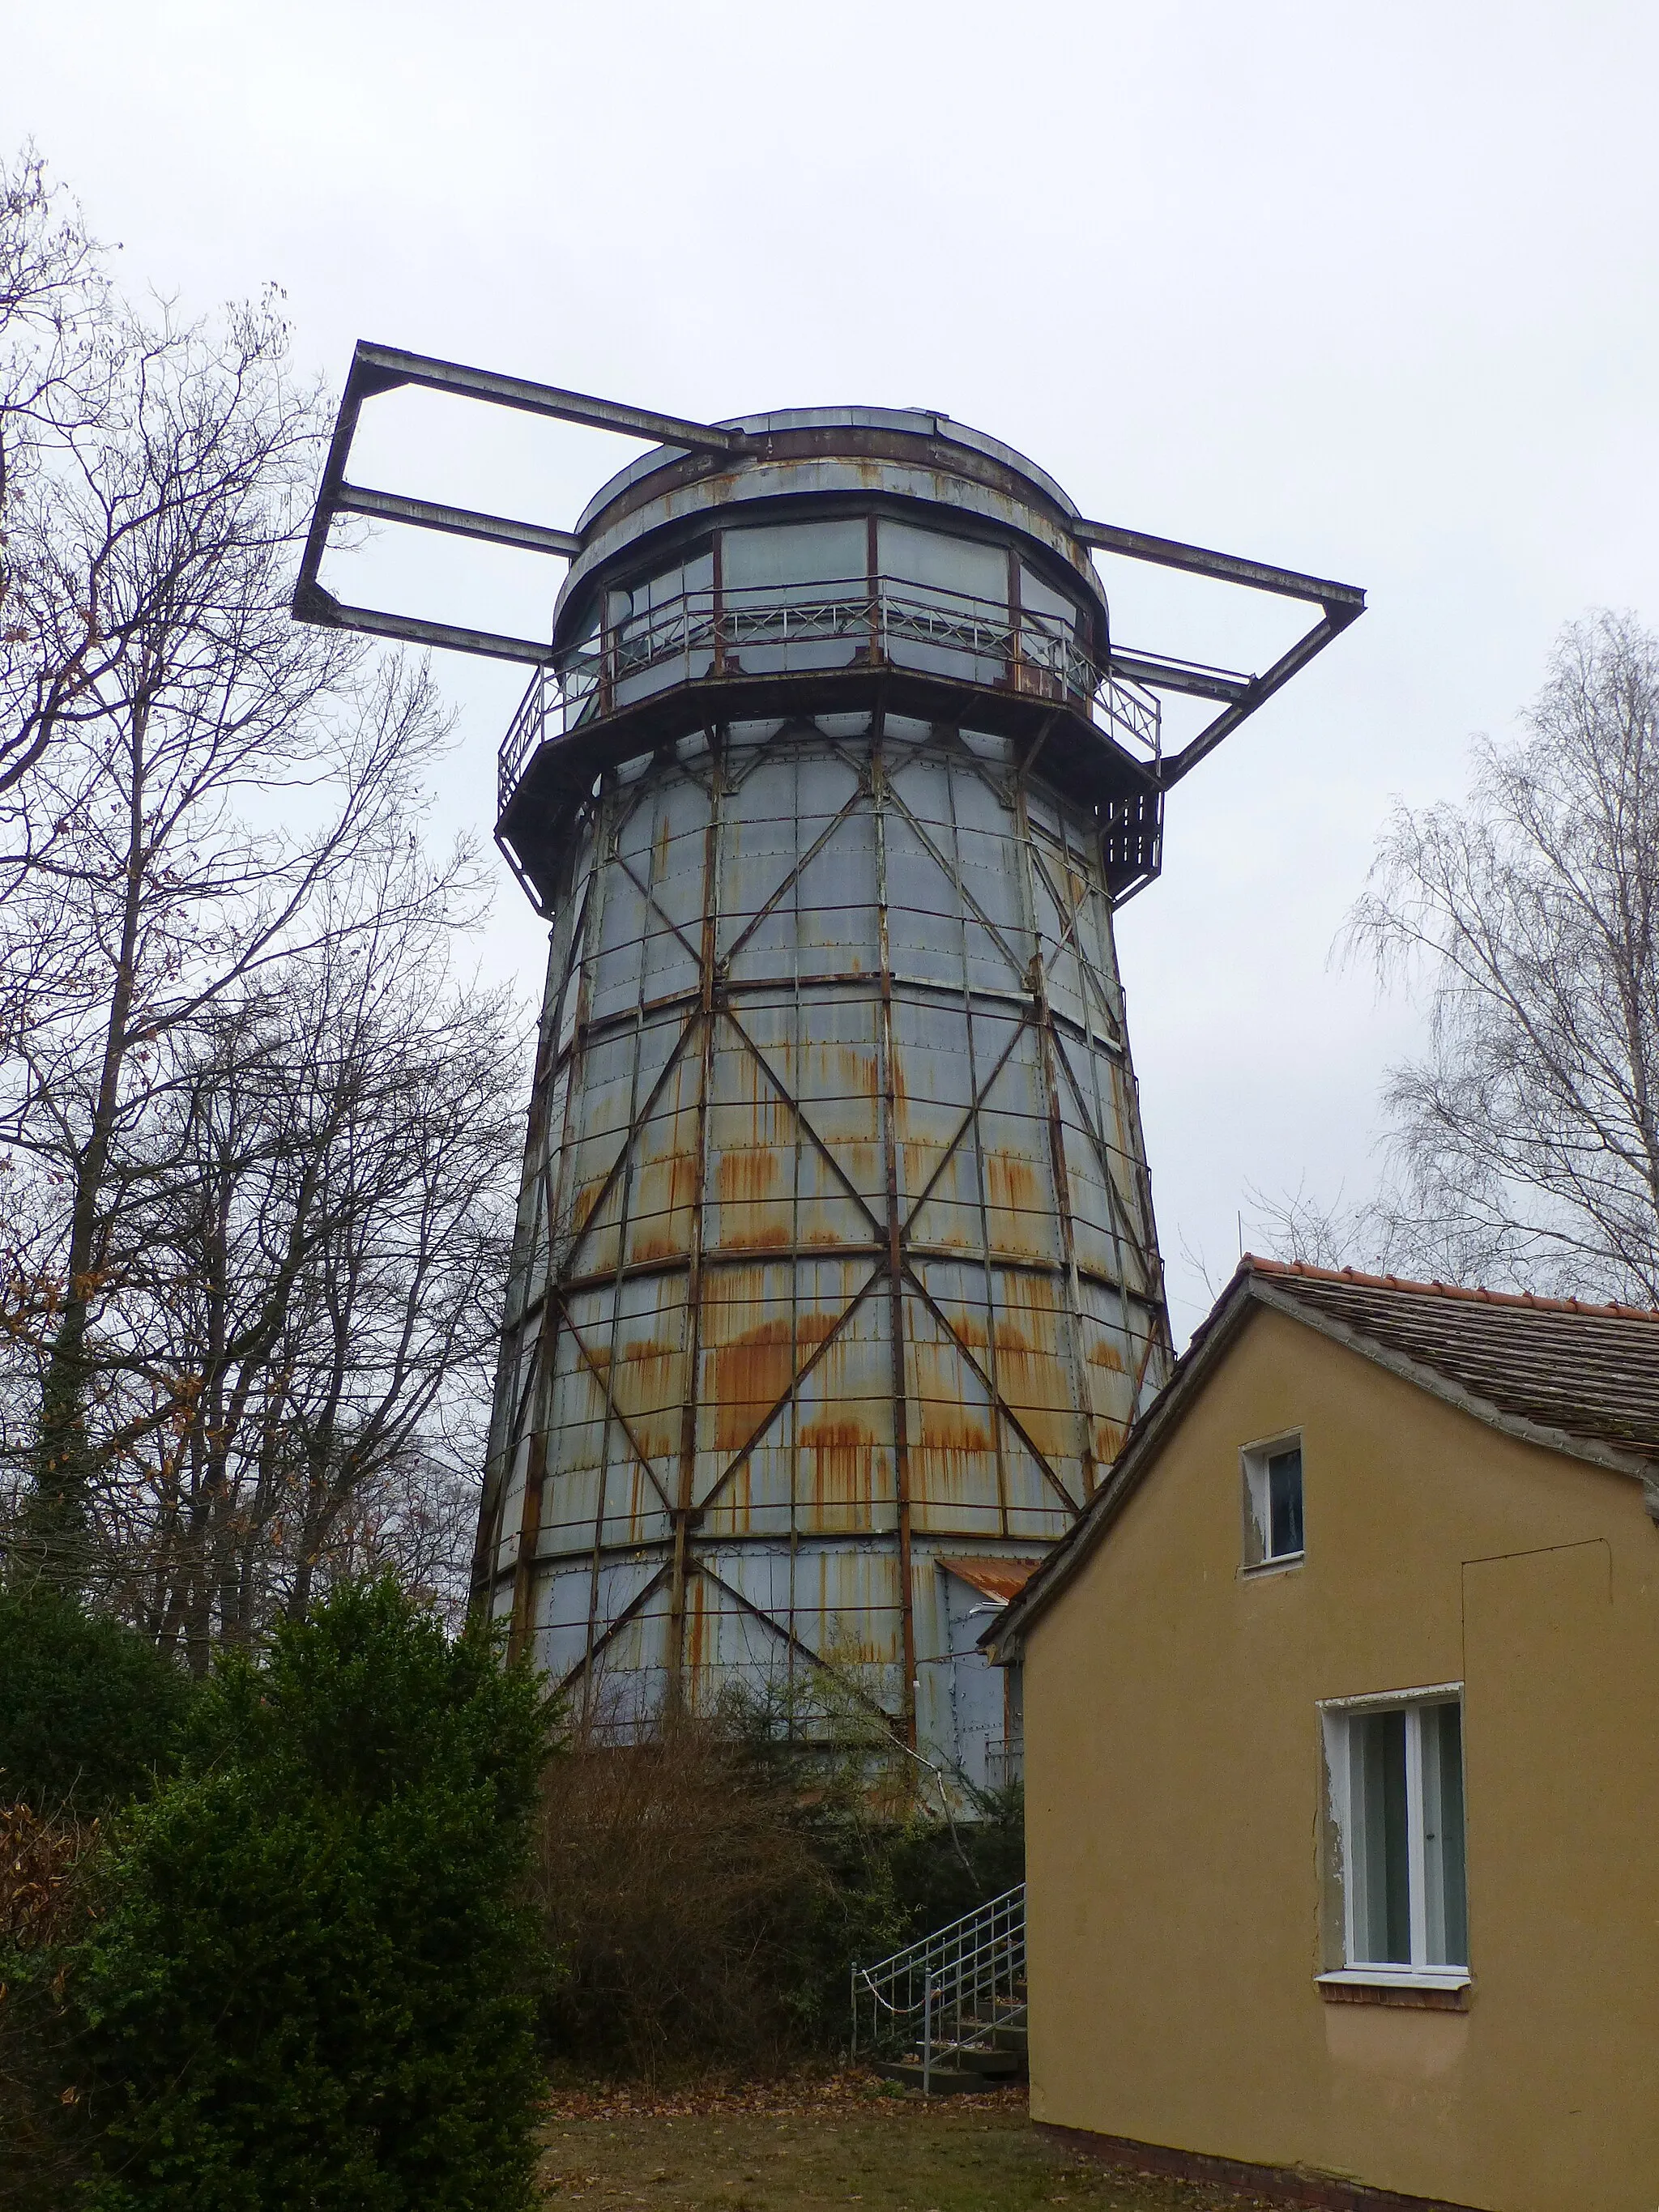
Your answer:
850;1880;1026;2092
498;577;1161;813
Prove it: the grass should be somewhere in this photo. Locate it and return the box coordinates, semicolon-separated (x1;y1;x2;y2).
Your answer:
536;2073;1278;2212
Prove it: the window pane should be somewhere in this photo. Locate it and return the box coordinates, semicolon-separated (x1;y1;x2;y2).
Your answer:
1243;1464;1269;1565
1267;1447;1303;1557
880;521;1008;605
723;520;867;599
1018;561;1080;631
1352;1710;1411;1963
612;551;716;704
1422;1703;1468;1967
719;524;865;675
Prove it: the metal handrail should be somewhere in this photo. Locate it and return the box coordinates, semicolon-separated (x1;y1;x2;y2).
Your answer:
985;1737;1024;1790
850;1880;1026;2088
497;578;1161;812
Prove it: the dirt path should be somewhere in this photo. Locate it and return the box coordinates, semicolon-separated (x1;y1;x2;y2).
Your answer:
537;2074;1276;2212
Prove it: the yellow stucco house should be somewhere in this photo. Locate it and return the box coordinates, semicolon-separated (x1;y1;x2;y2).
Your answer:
985;1256;1659;2212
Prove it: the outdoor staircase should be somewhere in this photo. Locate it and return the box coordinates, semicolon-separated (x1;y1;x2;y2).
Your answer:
850;1882;1027;2095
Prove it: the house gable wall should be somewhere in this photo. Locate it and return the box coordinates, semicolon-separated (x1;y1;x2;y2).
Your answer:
1022;1301;1659;2212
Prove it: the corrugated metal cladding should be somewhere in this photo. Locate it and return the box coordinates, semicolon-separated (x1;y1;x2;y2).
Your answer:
482;702;1171;1775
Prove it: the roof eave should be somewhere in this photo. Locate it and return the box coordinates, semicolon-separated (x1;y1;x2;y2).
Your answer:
980;1268;1263;1664
1247;1276;1659;1490
983;1261;1659;1664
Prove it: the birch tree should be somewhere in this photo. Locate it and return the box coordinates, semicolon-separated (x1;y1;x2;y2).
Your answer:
1265;612;1659;1302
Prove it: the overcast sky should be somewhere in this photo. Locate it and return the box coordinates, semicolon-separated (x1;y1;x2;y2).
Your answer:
11;1;1659;1338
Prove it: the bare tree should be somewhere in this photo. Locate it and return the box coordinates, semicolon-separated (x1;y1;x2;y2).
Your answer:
0;149;533;1650
1;149;98;330
70;920;521;1665
1261;612;1659;1300
0;645;464;1573
1243;1178;1416;1278
0;170;525;1608
0;146;122;798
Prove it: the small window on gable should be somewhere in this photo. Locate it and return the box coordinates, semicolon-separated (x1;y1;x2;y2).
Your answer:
1243;1436;1303;1568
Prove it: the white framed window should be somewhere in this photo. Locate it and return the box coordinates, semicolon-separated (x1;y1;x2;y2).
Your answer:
1320;1687;1469;1991
1242;1434;1303;1568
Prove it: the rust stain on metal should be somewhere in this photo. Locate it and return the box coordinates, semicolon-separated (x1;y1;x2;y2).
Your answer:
984;1150;1047;1255
799;1417;885;1517
723;1221;791;1252
631;1230;683;1264
715;1460;753;1528
714;1137;785;1198
937;1556;1041;1605
473;424;1192;1730
1092;1417;1126;1463
629;1145;701;1260
914;1403;994;1462
628;1465;654;1540
569;1177;606;1236
587;1334;685;1462
708;1307;840;1453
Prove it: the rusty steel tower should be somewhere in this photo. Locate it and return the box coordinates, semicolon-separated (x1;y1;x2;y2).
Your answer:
295;351;1363;1783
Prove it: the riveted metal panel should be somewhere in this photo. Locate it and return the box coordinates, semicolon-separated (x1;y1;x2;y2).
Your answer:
484;702;1171;1775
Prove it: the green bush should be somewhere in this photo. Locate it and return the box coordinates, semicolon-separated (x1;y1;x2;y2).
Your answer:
70;1577;555;2212
0;1591;193;1813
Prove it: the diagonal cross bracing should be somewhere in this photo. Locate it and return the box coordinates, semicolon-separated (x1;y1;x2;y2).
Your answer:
557;1003;704;1270
716;1004;887;1240
899;1009;1036;1236
881;782;1030;984
719;777;872;970
551;1297;679;1520
692;1264;886;1517
903;1264;1081;1515
482;719;1173;1737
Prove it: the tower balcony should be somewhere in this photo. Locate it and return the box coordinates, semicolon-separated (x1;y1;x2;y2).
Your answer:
496;571;1164;908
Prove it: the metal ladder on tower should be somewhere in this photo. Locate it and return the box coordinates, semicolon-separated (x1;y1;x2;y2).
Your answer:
850;1882;1027;2095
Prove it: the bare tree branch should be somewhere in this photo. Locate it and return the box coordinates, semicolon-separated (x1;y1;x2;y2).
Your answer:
1260;612;1659;1302
0;161;526;1626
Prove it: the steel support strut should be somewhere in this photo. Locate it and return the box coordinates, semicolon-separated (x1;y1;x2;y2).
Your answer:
1073;514;1366;788
667;730;725;1711
292;342;748;664
293;341;1365;802
872;701;919;1748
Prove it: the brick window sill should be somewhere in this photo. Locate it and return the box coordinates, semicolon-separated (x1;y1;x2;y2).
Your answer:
1318;1972;1470;2013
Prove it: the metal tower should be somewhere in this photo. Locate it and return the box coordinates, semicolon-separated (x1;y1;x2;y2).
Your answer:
295;349;1363;1784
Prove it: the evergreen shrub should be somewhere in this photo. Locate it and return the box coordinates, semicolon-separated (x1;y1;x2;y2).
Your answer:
0;1591;193;1813
71;1578;555;2212
0;1802;100;2212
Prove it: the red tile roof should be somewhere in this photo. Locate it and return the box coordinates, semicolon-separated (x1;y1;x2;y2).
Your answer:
983;1255;1659;1660
1245;1256;1659;1457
